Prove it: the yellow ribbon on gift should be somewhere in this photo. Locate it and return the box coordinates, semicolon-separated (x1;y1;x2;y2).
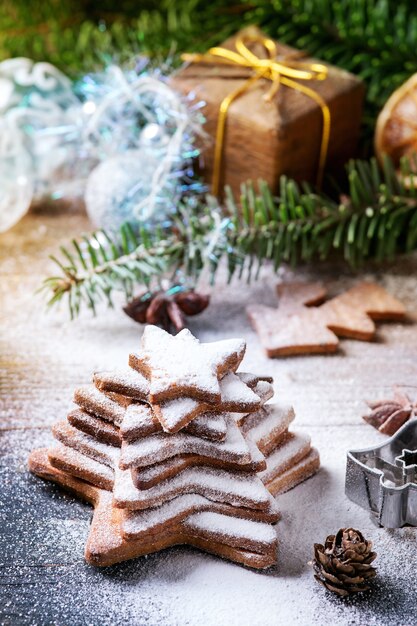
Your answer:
182;32;331;195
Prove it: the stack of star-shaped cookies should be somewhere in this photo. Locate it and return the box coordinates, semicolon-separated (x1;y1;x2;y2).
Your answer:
29;326;319;569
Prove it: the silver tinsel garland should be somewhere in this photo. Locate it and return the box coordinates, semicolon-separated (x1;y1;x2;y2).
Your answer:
0;57;206;232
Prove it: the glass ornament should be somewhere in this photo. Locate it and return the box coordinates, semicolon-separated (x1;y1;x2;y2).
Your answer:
0;57;205;232
0;57;93;229
0;120;33;233
84;146;181;231
83;74;204;231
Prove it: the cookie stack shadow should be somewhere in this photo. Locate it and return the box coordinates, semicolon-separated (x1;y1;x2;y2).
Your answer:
29;326;319;569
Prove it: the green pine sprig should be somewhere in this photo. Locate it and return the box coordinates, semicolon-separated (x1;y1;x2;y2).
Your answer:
2;0;417;142
41;226;184;319
251;0;417;143
41;156;417;318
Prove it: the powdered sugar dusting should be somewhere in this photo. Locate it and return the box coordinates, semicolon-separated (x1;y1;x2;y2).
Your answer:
113;465;271;510
218;372;261;409
185;512;277;548
252;380;274;404
237;372;273;387
68;409;120;446
49;443;114;486
187;412;227;441
133;326;245;402
121;402;229;442
120;415;253;468
53;420;119;467
94;368;149;399
266;448;320;495
120;403;157;439
130;441;264;488
259;433;311;484
74;385;126;425
243;404;295;452
4;210;417;625
122;492;279;539
155;396;203;431
155;371;264;432
246;437;267;465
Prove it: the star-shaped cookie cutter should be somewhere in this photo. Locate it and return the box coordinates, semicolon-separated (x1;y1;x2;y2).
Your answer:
346;418;417;527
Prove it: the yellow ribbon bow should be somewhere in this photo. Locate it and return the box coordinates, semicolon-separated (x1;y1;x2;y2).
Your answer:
182;32;331;194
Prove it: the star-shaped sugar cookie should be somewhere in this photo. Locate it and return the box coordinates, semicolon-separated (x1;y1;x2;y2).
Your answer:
94;369;149;401
247;281;406;357
152;371;262;433
130;326;246;403
29;449;278;568
94;367;263;434
119;415;254;470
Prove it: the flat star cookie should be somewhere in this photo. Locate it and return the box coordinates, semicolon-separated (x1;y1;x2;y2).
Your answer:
130;326;246;403
29;449;278;569
247;281;406;357
152;371;262;433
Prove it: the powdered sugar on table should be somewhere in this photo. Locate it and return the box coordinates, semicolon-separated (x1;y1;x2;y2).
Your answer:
2;209;417;625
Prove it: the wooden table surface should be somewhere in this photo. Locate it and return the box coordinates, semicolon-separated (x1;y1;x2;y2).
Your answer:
1;207;417;626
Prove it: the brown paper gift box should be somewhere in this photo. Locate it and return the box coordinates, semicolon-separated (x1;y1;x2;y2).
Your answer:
171;26;365;197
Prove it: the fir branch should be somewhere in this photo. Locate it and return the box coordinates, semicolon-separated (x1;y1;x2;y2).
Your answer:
2;0;417;142
41;224;183;319
248;0;417;146
42;156;417;318
0;0;240;75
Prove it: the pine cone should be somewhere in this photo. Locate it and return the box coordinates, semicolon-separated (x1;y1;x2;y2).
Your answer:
363;387;416;435
123;288;209;333
313;528;377;597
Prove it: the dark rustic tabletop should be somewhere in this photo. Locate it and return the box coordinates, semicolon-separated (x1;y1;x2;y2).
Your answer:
1;206;417;626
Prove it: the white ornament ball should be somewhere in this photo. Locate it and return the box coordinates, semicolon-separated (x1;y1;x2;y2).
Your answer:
0;123;33;233
84;149;177;231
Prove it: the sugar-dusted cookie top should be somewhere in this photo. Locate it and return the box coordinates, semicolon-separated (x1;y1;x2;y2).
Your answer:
130;326;246;404
153;371;263;433
94;369;149;401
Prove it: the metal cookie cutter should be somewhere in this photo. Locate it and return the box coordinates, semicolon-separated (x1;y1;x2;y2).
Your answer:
346;418;417;527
